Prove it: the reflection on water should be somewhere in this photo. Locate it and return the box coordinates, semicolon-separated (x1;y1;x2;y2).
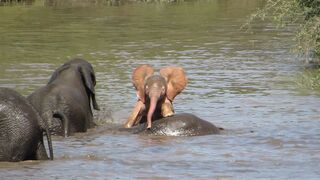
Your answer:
0;0;320;179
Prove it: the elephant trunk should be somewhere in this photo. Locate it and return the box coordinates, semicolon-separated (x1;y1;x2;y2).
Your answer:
147;95;158;129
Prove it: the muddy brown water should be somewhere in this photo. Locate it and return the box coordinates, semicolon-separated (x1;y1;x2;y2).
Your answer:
0;0;319;179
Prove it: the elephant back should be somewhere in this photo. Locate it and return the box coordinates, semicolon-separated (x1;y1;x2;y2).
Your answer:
127;113;221;136
149;113;220;136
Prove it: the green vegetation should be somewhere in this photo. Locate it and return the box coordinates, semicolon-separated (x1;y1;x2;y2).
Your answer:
297;68;320;92
0;0;34;5
245;0;320;63
245;0;320;92
0;0;187;6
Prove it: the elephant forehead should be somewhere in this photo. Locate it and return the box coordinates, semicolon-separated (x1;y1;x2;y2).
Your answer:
145;75;166;87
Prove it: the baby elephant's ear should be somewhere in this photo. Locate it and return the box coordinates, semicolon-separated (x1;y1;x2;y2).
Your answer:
132;64;154;103
160;67;188;101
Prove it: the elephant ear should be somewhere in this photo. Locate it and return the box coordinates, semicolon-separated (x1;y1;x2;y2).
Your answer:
132;64;154;103
160;66;188;101
79;66;100;111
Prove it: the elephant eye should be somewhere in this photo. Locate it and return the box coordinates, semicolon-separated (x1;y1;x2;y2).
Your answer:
161;87;165;93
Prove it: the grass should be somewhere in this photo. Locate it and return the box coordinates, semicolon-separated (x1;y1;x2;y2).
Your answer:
296;68;320;92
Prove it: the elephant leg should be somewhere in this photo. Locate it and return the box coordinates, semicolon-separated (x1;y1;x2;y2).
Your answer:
52;111;69;137
88;116;96;129
161;98;174;117
35;140;49;160
124;101;145;128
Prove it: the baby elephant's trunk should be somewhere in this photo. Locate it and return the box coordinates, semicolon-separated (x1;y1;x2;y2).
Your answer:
147;95;158;129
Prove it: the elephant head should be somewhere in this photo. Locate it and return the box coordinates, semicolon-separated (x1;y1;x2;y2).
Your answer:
122;113;221;136
48;58;100;111
125;64;188;129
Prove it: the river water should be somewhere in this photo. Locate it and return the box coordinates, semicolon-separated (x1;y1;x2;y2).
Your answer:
0;0;319;179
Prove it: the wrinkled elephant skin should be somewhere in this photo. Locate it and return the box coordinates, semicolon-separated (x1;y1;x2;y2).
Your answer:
27;58;99;137
0;87;53;161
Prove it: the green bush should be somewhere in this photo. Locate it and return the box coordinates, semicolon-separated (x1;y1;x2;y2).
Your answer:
298;0;320;20
245;0;320;63
297;68;320;92
244;0;320;92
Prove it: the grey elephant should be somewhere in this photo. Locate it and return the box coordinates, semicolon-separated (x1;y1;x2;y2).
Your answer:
122;113;221;136
0;87;53;161
124;64;188;129
28;58;100;137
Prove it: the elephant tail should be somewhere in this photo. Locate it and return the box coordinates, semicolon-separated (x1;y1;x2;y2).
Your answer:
28;101;54;160
39;112;54;160
45;127;54;160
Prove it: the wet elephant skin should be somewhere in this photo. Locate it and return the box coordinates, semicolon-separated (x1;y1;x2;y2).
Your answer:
121;113;221;136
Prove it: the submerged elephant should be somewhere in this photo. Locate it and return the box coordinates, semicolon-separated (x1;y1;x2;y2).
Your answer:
28;58;100;137
122;113;221;136
124;64;188;129
0;88;53;161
